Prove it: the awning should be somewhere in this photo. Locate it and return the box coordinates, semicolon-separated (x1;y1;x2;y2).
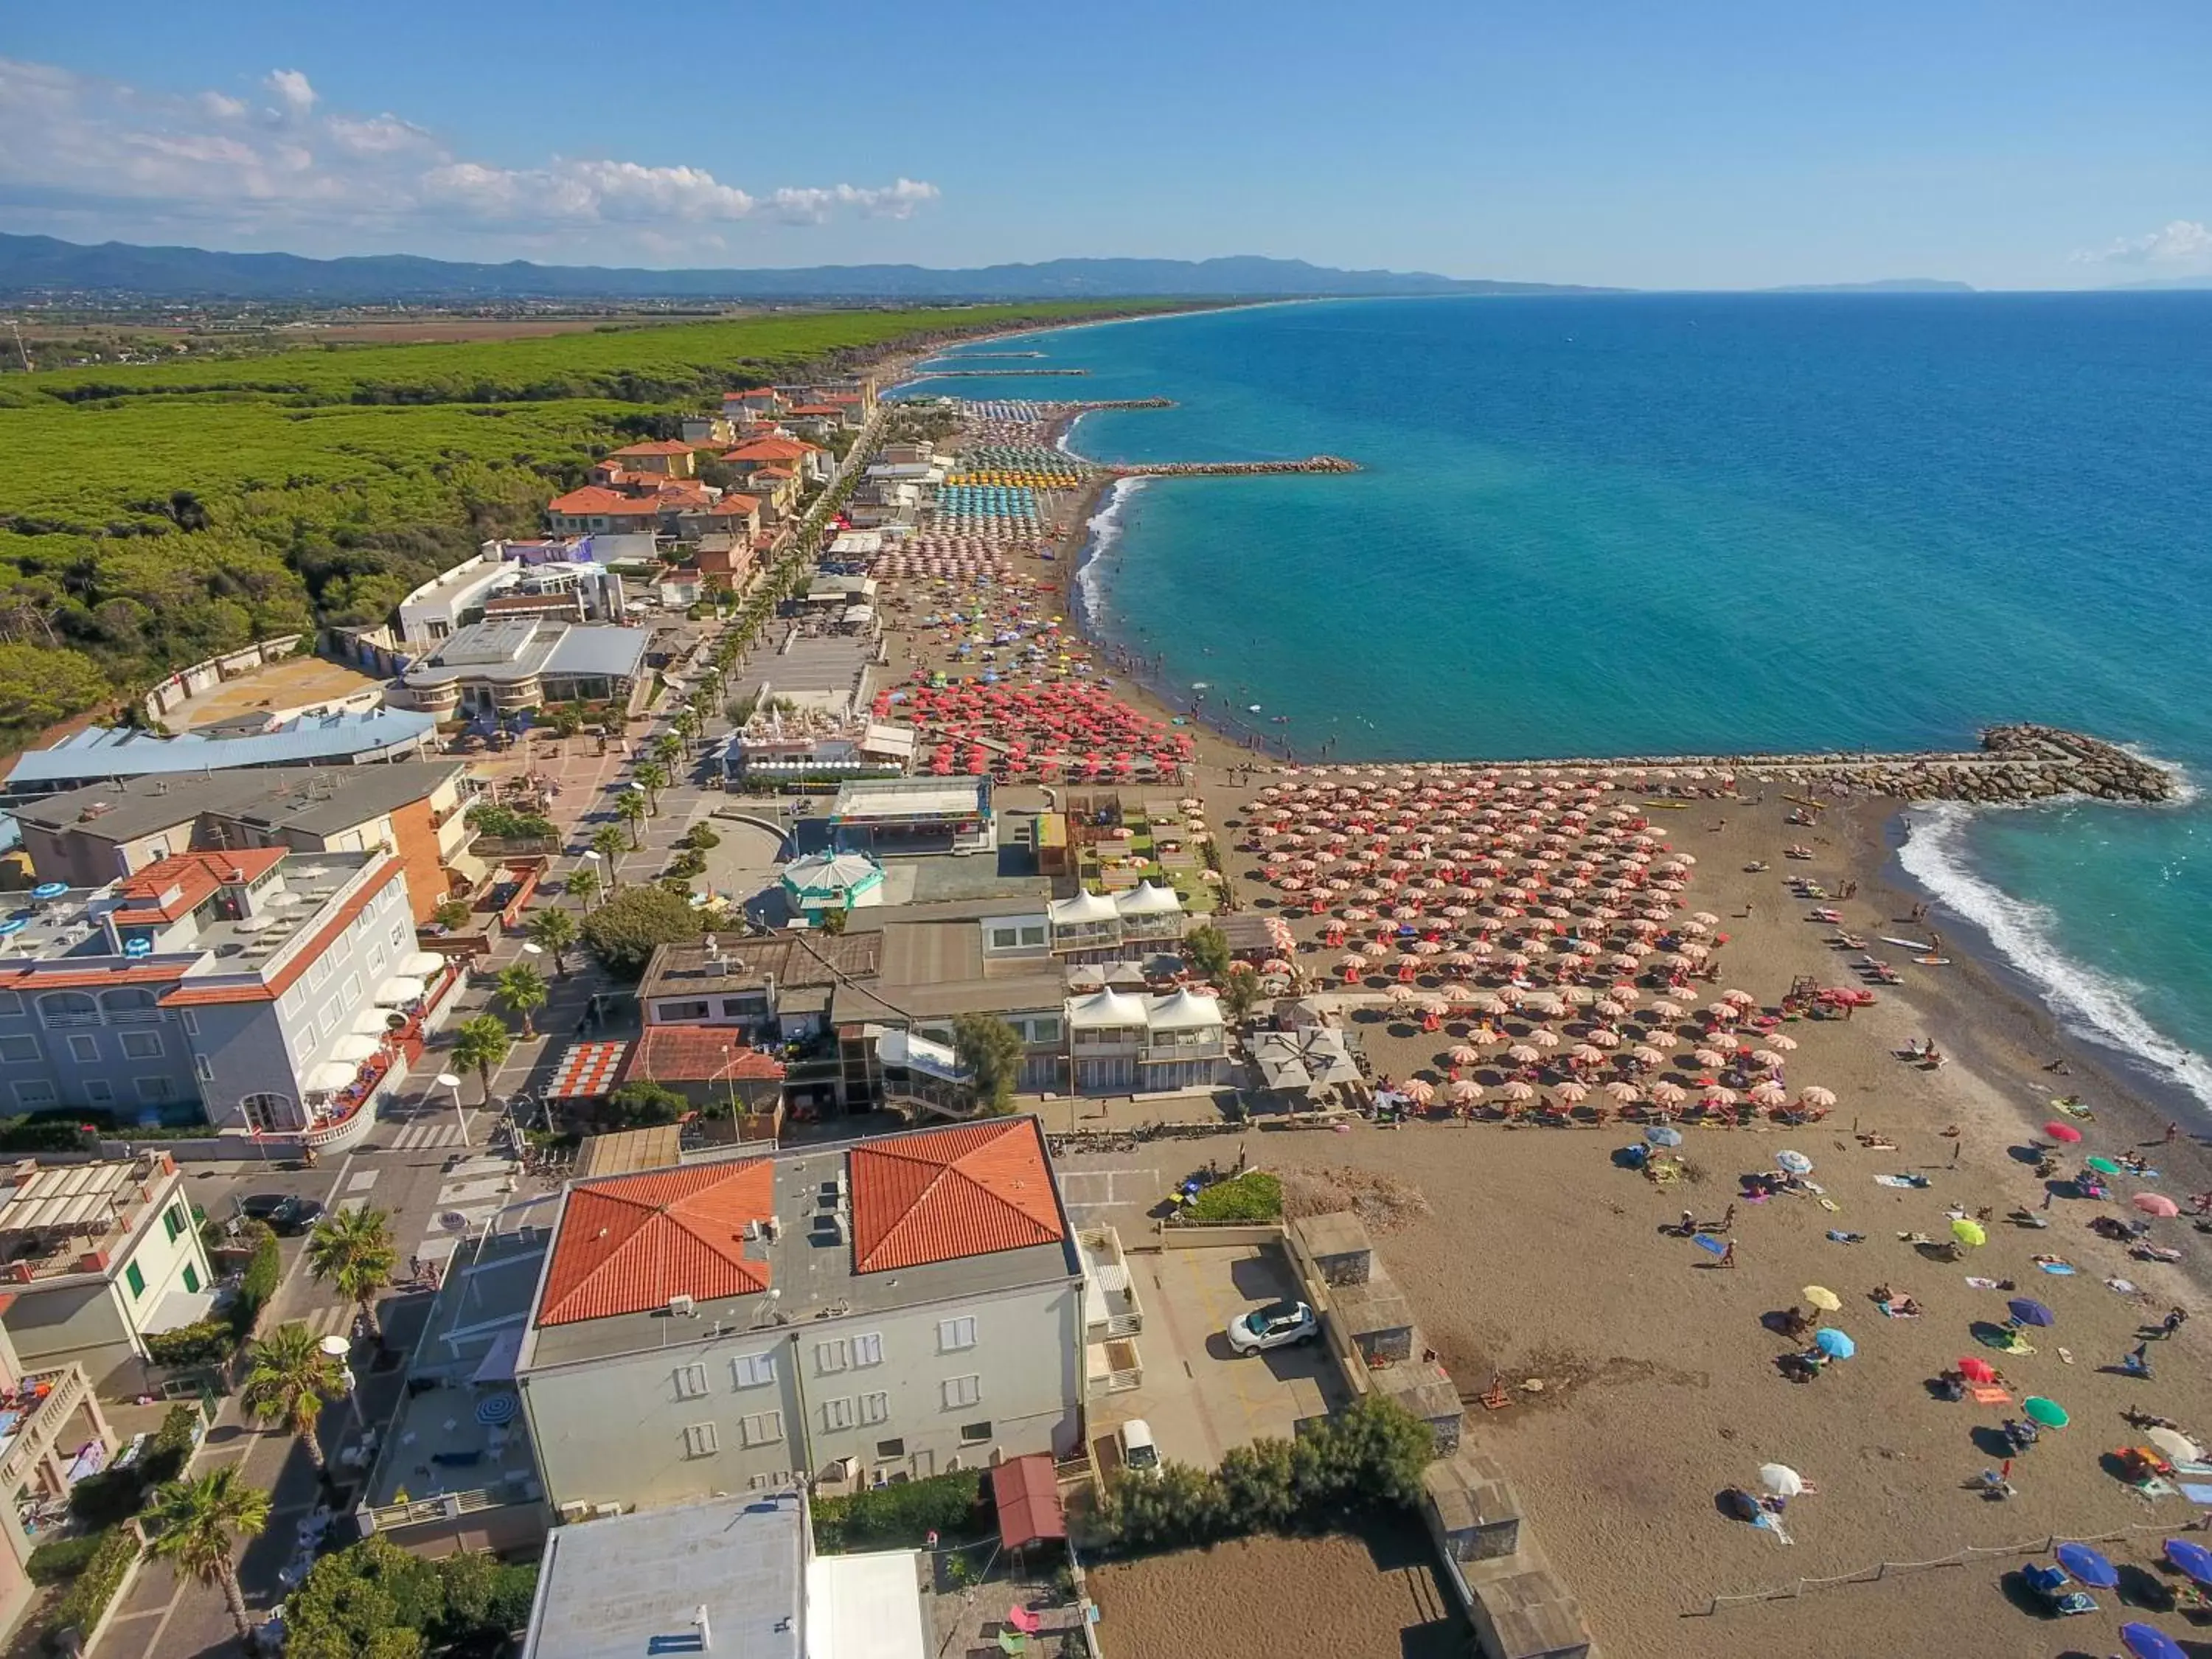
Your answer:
330;1032;381;1062
990;1453;1065;1549
351;1007;397;1036
306;1060;358;1093
373;975;425;1006
549;1040;627;1099
399;950;446;977
140;1284;220;1337
470;1327;524;1385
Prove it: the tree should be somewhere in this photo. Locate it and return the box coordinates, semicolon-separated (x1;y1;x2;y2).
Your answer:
671;705;701;755
1220;962;1262;1024
450;1015;512;1105
547;704;585;743
633;762;668;816
432;898;473;933
952;1013;1024;1116
651;732;683;769
581;885;701;978
1186;922;1234;984
525;908;578;977
286;1539;535;1659
144;1468;271;1646
0;641;108;735
493;962;548;1037
240;1321;341;1472
603;1079;688;1130
564;865;599;911
590;823;627;880
305;1206;399;1343
615;790;647;848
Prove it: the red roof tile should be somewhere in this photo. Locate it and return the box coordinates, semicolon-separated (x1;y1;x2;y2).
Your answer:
625;1026;787;1085
161;858;403;1006
548;486;658;516
116;849;285;922
723;438;816;462
848;1120;1063;1275
538;1160;775;1326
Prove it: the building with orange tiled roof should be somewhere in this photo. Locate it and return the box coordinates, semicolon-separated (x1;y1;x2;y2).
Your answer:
546;487;661;536
515;1117;1086;1513
603;440;697;479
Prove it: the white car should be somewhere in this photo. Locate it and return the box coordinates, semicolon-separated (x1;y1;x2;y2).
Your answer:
1225;1298;1318;1355
1119;1419;1160;1471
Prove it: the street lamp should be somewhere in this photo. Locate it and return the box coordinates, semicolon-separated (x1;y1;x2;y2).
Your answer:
434;1071;472;1142
319;1332;364;1430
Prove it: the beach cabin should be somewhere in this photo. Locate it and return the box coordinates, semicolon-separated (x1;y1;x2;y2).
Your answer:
1048;889;1122;960
1066;988;1149;1095
1113;881;1187;947
1137;988;1229;1093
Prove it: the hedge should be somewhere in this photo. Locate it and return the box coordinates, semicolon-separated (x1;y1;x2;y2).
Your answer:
232;1228;282;1335
47;1526;139;1642
69;1404;202;1528
813;1471;986;1554
1178;1172;1283;1224
27;1529;110;1585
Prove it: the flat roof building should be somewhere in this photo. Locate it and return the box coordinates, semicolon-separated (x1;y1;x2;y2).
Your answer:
4;712;437;799
829;778;994;858
395;619;650;718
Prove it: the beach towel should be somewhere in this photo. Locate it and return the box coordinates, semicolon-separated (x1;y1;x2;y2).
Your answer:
1825;1230;1865;1245
1969;1385;2013;1405
2036;1261;2077;1276
1878;1302;1921;1318
1692;1233;1729;1256
1965;1277;2003;1290
2181;1482;2212;1506
2172;1461;2212;1478
2106;1278;2140;1295
1874;1175;1929;1189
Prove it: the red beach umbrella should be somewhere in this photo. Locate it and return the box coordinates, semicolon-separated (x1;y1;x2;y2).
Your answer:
2043;1121;2083;1144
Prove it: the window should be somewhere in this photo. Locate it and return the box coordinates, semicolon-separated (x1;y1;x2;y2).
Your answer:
815;1338;849;1375
0;1034;38;1063
38;992;99;1029
164;1203;187;1242
279;985;305;1018
941;1374;981;1411
658;1000;712;1022
739;1411;783;1447
852;1332;883;1368
309;956;333;989
182;1264;200;1294
194;1054;214;1083
731;1353;777;1389
178;1010;198;1037
10;1080;56;1108
341;975;362;1005
389;921;408;950
239;1092;288;1132
0;990;20;1017
673;1363;709;1400
821;1397;855;1432
125;1262;145;1298
858;1391;889;1426
66;1034;100;1063
960;1421;993;1444
135;1077;173;1105
84;1079;114;1105
317;1008;338;1043
988;927;1019;950
874;1437;905;1460
938;1316;977;1352
366;945;385;976
120;1031;164;1060
1018;925;1046;947
681;1422;719;1458
100;988;161;1024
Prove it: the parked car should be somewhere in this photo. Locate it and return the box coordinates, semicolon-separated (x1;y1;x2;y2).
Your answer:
1119;1419;1159;1472
1225;1298;1318;1355
239;1194;324;1236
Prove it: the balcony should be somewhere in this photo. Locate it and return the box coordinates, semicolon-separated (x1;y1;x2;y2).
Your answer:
0;1365;111;1495
1079;1227;1143;1340
1140;1036;1227;1064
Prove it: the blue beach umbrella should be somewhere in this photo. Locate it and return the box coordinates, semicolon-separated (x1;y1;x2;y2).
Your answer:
1813;1328;1856;1360
2120;1624;2186;1659
1775;1150;1814;1176
2164;1538;2212;1587
2006;1298;2056;1327
1645;1125;1684;1148
2055;1542;2120;1587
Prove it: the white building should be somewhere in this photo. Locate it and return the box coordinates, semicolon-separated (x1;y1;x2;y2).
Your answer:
1065;986;1229;1096
514;1118;1084;1512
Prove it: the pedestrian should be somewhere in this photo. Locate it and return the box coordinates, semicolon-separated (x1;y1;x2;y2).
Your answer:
2163;1307;2188;1337
2167;1121;2182;1144
1680;1208;1697;1237
1719;1240;1737;1269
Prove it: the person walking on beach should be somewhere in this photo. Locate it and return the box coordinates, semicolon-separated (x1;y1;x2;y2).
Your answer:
1719;1240;1737;1270
2167;1121;2183;1145
2163;1307;2188;1338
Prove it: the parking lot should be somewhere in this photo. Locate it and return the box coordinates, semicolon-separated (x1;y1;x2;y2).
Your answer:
1092;1241;1348;1472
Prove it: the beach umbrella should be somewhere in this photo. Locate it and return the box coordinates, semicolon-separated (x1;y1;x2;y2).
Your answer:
1813;1328;1855;1360
1649;1082;1687;1107
2121;1624;2186;1659
2055;1542;2120;1588
2087;1155;2124;1175
1447;1079;1483;1105
2006;1298;2056;1328
2022;1396;2068;1429
1645;1125;1683;1148
2166;1538;2212;1587
1798;1086;1837;1107
1957;1357;1998;1384
1775;1150;1814;1176
1950;1217;1987;1248
1447;1044;1484;1065
1756;1464;1804;1499
2135;1192;2181;1218
1604;1081;1641;1104
1802;1286;1841;1312
2043;1121;2084;1144
2149;1427;2205;1465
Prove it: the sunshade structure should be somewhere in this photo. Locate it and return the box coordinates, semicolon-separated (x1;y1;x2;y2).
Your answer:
2148;1427;2205;1465
1802;1287;1840;1312
2055;1542;2120;1588
1756;1464;1804;1498
2121;1624;2187;1659
2044;1121;2084;1144
991;1453;1066;1551
2164;1538;2212;1587
1813;1328;1855;1360
2022;1396;2069;1429
2007;1298;2056;1328
549;1040;629;1101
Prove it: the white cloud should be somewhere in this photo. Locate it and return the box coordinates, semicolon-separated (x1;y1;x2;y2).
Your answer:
0;56;939;252
2073;219;2212;268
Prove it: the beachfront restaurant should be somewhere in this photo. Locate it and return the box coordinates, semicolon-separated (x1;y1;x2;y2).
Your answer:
1065;987;1230;1096
827;776;995;857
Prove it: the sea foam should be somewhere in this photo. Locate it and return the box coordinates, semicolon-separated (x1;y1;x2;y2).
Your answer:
1074;478;1146;626
1899;802;2212;1110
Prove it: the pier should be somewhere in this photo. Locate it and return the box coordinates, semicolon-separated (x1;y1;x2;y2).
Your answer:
1105;456;1363;478
920;368;1091;378
923;351;1046;360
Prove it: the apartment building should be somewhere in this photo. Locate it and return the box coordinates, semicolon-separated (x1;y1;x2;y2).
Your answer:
11;762;482;925
0;1152;215;1394
515;1119;1084;1513
0;849;443;1143
0;1325;113;1632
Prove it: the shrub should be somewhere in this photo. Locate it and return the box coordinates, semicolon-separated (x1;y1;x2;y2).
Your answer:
0;1116;95;1152
680;824;720;850
601;1079;687;1130
143;1318;234;1369
466;803;557;841
664;848;706;880
47;1526;139;1643
232;1228;282;1335
27;1529;110;1585
144;1403;204;1485
1178;1171;1282;1224
433;899;474;932
814;1470;985;1553
581;885;702;977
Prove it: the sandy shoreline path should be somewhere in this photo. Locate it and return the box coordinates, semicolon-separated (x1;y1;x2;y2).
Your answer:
859;364;2212;1659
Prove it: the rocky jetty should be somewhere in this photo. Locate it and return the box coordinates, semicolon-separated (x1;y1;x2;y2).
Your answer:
1105;455;1362;478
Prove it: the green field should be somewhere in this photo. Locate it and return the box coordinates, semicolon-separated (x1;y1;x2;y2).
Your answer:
0;302;1150;747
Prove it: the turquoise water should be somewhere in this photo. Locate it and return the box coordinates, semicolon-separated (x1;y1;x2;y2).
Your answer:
905;295;2212;1105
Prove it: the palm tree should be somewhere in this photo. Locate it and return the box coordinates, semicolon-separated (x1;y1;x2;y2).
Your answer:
616;790;647;849
240;1321;341;1471
145;1469;271;1646
305;1206;398;1343
494;962;548;1037
651;732;683;770
633;762;668;816
671;706;701;756
591;822;627;880
451;1015;512;1105
526;908;578;976
565;864;599;911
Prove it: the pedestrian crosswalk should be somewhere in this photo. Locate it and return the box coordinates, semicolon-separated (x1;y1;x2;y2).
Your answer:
413;1154;524;1273
385;1120;470;1152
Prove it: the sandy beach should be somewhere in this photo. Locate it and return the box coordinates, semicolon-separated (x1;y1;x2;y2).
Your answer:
858;362;2212;1659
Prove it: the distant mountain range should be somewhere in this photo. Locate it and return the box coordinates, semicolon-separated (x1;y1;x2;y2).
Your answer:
0;234;1615;303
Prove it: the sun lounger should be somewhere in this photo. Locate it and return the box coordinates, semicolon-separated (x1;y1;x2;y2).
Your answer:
2180;1482;2212;1505
1970;1385;2013;1405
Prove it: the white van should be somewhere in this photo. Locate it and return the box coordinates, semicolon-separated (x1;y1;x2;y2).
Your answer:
1119;1419;1159;1471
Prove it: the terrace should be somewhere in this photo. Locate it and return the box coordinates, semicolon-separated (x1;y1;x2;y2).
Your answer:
0;1156;171;1285
0;1364;114;1503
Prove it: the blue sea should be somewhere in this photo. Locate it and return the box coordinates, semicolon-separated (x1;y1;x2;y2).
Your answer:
903;294;2212;1108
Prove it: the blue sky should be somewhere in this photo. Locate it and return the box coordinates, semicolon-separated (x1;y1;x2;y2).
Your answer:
4;0;2208;288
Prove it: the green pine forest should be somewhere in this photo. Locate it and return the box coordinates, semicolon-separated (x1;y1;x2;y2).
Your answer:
0;302;1151;750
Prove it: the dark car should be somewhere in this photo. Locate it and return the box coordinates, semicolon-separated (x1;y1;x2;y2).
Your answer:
239;1194;324;1236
